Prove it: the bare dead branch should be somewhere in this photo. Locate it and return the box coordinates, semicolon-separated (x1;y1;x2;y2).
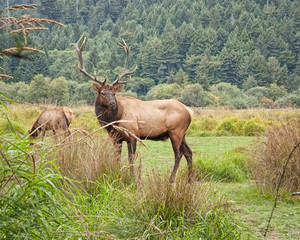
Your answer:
0;74;13;79
11;27;48;34
2;47;45;55
8;4;37;11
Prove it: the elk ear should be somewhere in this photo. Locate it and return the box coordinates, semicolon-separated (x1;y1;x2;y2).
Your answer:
113;84;125;92
93;83;101;92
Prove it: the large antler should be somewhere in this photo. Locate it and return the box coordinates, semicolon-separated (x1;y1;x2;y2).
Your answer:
111;39;137;86
73;35;106;86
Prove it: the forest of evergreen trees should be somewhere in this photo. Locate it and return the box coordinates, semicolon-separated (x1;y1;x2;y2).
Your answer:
0;0;300;108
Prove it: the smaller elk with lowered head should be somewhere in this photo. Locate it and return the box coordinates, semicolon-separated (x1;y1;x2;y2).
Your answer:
29;107;73;139
74;36;193;183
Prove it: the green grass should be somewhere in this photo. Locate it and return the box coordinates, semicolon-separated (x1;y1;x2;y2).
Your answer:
123;135;300;240
217;182;300;240
2;105;300;239
126;136;254;175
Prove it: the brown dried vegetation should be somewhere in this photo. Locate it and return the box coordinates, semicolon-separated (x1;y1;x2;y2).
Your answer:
250;121;300;193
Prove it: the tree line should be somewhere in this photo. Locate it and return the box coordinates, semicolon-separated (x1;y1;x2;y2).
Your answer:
0;0;300;108
1;73;299;108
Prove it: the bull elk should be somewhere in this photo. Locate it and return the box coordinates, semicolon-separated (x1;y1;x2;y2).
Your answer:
74;36;193;183
29;107;73;139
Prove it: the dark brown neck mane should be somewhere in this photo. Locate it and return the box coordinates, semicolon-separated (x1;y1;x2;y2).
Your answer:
95;98;119;131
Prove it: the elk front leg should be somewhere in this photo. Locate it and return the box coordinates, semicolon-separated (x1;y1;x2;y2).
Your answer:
127;139;137;175
113;140;122;162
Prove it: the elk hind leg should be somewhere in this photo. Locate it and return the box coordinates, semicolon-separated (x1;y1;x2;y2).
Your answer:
180;136;193;182
169;133;184;183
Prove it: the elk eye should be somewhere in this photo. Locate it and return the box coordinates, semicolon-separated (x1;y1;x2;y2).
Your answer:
101;92;105;96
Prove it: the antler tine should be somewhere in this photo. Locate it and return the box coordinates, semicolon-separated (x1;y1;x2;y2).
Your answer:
111;39;137;86
73;35;106;86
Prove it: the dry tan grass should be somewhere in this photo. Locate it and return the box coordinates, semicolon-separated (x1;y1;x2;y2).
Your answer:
250;120;300;193
29;129;133;189
137;170;215;221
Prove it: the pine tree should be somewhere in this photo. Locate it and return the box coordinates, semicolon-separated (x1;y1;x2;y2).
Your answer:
247;50;269;86
138;37;162;82
178;23;195;66
159;20;180;81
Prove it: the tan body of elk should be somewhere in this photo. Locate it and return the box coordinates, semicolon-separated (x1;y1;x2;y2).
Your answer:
29;107;73;139
74;36;193;183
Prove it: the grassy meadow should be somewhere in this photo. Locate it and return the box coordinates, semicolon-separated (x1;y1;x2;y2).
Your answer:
1;104;300;239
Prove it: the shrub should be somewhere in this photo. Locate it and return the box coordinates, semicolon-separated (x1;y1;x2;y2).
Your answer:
244;120;265;136
146;83;181;100
6;82;29;103
275;94;300;108
246;86;270;100
269;83;287;101
217;119;236;135
180;84;216;107
260;97;275;108
200;116;218;131
73;82;96;105
250;121;300;194
211;82;258;109
217;118;246;135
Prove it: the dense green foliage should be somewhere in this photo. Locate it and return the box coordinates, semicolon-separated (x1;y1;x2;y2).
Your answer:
1;0;300;107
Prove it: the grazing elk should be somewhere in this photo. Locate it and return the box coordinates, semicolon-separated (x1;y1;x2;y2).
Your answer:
29;107;73;139
74;37;193;183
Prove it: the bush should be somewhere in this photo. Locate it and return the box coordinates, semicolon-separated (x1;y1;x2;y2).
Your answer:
246;86;270;100
260;97;275;108
217;119;236;135
269;83;287;101
73;82;96;105
244;120;265;136
146;83;181;100
200;116;218;131
216;118;265;136
180;84;216;107
250;121;300;194
211;83;258;109
275;94;300;108
217;118;246;136
6;82;29;103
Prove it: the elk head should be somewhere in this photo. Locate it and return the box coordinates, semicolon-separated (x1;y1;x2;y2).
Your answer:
74;35;137;110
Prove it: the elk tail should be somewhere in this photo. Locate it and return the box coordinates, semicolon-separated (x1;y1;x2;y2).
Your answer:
185;106;194;119
63;111;71;127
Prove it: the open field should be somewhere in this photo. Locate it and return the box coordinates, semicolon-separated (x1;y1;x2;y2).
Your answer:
1;104;300;239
